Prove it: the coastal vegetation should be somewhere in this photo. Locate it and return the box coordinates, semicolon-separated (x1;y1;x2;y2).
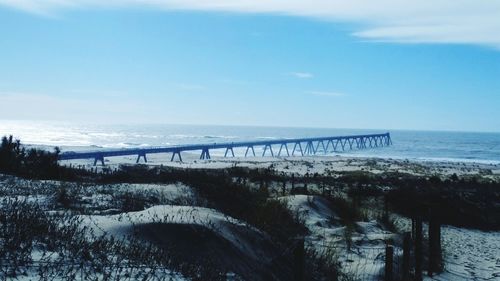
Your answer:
0;135;81;180
0;136;499;280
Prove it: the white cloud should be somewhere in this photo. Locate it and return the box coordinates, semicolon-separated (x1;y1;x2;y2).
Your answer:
290;72;314;79
307;91;346;97
1;1;500;49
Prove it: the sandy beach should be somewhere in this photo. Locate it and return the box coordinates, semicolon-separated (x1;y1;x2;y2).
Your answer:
60;151;500;179
52;153;500;280
2;138;499;280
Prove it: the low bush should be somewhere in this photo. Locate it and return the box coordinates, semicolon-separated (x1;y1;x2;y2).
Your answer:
0;199;220;280
0;135;60;179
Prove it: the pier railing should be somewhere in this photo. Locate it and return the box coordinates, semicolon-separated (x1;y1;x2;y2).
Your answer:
58;132;392;165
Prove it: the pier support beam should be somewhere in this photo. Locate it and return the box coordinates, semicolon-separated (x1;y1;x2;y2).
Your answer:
368;137;374;148
245;146;256;157
200;148;211;160
262;144;274;157
348;139;355;150
136;152;147;163
292;142;304;156
325;140;333;153
304;141;316;155
314;141;326;154
278;143;290;157
340;139;347;151
224;147;235;157
171;151;182;162
333;139;340;151
93;155;105;166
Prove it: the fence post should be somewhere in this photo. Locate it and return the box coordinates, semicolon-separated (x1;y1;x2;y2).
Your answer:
385;244;394;281
403;232;411;281
294;237;305;281
384;194;389;217
415;217;423;281
411;217;416;240
428;211;442;276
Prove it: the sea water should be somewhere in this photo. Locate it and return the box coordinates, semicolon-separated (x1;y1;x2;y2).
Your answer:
1;120;499;164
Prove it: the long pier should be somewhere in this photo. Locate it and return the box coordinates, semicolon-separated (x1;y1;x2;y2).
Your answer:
58;133;392;165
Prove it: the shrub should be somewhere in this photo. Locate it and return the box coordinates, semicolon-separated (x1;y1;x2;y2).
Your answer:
55;186;75;209
0;135;61;179
119;192;147;212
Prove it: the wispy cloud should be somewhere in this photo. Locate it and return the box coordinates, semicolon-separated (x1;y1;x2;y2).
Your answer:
1;1;500;49
307;91;346;97
290;72;314;79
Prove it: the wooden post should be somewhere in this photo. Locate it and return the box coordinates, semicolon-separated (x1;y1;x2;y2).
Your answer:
437;218;441;263
428;213;442;276
411;217;416;240
385;244;394;281
294;238;305;281
403;232;411;281
415;217;423;281
384;194;389;217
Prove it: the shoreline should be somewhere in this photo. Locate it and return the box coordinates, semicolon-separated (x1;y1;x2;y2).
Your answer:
59;151;500;180
21;141;500;167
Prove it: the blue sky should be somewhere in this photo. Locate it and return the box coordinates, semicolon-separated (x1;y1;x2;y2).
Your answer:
0;1;499;132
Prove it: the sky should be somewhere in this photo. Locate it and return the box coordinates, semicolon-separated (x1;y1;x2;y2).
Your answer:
0;1;499;132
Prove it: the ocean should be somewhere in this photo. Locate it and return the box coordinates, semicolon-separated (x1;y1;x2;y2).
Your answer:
1;120;499;164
